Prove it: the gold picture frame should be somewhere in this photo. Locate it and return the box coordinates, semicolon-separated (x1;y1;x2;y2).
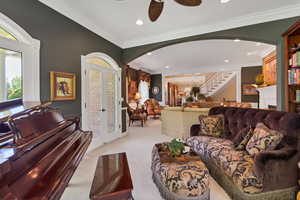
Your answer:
50;71;76;101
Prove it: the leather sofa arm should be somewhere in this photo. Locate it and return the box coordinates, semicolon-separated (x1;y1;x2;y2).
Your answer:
190;124;201;137
255;147;297;163
253;147;298;191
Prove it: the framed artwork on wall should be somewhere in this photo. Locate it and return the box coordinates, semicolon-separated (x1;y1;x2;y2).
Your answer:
242;84;257;96
50;71;76;101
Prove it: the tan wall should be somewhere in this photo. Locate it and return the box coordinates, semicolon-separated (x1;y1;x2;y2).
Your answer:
211;76;236;101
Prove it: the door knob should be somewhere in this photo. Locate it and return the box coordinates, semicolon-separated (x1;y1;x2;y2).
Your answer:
100;109;106;112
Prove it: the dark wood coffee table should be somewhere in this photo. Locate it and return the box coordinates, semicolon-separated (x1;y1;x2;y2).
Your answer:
89;152;134;200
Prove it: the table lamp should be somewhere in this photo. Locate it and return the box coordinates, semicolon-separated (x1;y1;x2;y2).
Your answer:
134;92;141;108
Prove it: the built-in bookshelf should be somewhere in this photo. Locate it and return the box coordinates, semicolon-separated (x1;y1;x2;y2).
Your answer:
283;20;300;113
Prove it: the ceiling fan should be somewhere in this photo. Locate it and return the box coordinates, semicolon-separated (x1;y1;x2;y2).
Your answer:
148;0;202;22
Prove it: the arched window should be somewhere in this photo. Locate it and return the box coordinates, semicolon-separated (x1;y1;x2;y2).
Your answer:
0;12;40;105
0;27;16;40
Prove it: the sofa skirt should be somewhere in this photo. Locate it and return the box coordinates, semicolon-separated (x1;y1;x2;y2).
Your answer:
202;156;298;200
152;172;210;200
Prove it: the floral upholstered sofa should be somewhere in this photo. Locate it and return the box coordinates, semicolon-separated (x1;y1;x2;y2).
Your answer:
187;106;300;200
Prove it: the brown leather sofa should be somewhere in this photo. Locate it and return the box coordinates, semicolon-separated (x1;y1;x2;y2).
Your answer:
189;106;300;200
184;101;252;108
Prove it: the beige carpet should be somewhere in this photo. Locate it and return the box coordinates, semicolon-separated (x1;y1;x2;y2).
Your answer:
61;120;231;200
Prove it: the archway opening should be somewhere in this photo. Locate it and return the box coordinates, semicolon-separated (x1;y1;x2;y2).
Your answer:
127;39;277;110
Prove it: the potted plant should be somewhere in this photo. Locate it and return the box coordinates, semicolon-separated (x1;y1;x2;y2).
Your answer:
168;139;185;157
255;74;264;85
186;96;194;102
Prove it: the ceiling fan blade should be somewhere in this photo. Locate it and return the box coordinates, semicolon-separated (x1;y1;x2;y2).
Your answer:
149;0;164;22
174;0;202;6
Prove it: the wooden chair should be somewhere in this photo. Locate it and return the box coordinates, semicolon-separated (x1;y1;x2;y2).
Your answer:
144;99;161;119
127;107;147;127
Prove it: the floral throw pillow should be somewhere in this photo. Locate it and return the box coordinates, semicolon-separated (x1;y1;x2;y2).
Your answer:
246;123;284;156
235;128;253;151
199;114;224;137
233;126;251;147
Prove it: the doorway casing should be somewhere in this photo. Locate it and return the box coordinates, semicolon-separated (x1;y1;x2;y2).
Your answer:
81;52;123;149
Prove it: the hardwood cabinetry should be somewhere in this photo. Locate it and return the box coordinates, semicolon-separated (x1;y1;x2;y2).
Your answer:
167;83;178;107
263;51;277;86
283;20;300;113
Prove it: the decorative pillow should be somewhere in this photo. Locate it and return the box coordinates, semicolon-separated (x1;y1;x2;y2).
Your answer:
246;123;284;156
232;126;251;147
199;114;224;137
235;128;254;151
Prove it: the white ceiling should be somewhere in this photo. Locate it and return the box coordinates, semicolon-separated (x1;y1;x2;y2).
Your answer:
39;0;300;48
129;39;275;75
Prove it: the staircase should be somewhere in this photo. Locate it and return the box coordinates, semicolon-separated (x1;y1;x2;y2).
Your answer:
200;71;236;97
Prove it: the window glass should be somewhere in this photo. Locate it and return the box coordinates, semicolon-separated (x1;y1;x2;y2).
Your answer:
0;27;17;40
0;48;22;103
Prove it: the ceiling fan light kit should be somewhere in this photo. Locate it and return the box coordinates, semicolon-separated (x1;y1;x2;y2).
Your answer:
149;0;202;22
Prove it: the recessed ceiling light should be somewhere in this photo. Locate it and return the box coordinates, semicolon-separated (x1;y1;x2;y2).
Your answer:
234;39;241;42
165;66;170;69
220;0;231;3
224;59;230;63
136;19;144;26
147;52;152;56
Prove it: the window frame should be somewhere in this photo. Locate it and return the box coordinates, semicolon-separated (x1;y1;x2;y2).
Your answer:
0;12;40;106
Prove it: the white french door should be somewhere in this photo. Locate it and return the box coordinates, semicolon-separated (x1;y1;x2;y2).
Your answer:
86;65;106;139
81;53;122;147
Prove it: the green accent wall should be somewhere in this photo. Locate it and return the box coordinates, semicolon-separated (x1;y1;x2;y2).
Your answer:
1;0;300;118
0;0;123;118
150;74;162;101
122;17;300;110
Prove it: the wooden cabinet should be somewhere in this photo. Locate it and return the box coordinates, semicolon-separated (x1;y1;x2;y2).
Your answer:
283;20;300;113
167;83;178;107
263;51;277;86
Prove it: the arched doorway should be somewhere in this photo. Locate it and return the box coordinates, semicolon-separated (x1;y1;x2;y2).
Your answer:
81;52;122;148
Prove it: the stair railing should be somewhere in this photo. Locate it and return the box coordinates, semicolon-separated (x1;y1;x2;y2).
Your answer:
200;72;233;96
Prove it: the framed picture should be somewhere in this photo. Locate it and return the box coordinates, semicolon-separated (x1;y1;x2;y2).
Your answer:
50;71;76;101
242;84;257;96
152;86;160;95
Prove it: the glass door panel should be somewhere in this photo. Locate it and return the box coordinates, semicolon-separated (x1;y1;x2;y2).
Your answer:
103;70;116;133
87;67;103;138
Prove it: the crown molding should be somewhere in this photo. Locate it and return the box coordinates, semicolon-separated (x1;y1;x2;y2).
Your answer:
122;3;300;48
38;0;123;47
39;0;300;49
